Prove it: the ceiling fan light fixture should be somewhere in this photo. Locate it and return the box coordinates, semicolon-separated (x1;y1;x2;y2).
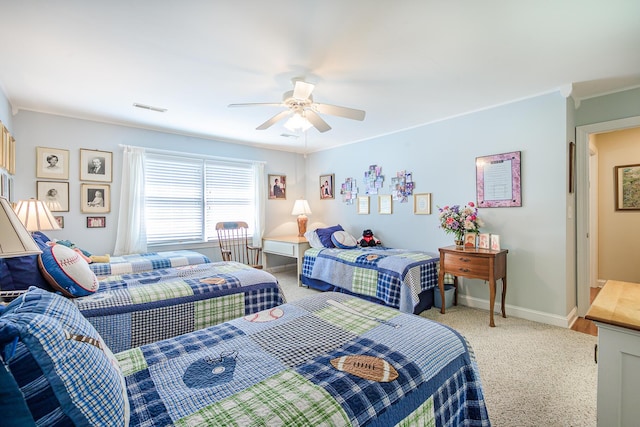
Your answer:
284;113;312;132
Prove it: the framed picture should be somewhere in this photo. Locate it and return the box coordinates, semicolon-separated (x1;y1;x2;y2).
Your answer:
54;216;64;229
413;193;432;214
320;174;335;199
357;196;370;214
81;183;110;213
615;164;640;210
36;181;70;212
490;234;501;251
268;174;286;199
476;151;522;208
80;149;113;182
36;147;70;180
86;216;106;228
478;233;490;249
464;232;477;248
378;194;392;214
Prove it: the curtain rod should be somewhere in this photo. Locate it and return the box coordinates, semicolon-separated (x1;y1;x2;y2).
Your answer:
118;144;266;165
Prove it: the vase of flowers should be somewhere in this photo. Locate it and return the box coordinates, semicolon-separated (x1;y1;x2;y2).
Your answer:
438;202;483;246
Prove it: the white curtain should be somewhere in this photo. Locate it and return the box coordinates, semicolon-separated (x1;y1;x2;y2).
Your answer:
113;146;147;255
252;162;266;248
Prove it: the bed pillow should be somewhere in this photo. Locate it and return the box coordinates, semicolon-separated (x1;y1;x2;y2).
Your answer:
315;224;344;248
0;287;129;426
331;230;359;249
303;230;324;248
38;244;99;297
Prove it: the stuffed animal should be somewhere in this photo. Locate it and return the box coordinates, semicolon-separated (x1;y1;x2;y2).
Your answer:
359;229;381;247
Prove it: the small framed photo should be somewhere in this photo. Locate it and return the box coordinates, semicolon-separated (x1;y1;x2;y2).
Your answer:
478;233;490;249
36;147;70;180
320;174;335;199
80;149;113;182
54;216;65;229
268;174;286;199
36;181;70;212
464;232;477;248
357;196;370;214
86;216;106;228
615;164;640;210
81;183;110;213
378;194;392;214
413;193;432;215
490;234;501;251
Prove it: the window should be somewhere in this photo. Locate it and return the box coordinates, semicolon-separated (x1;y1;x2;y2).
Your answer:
145;152;256;245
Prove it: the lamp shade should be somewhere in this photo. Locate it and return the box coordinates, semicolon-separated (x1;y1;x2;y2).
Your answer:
291;200;312;216
0;197;42;258
14;198;61;232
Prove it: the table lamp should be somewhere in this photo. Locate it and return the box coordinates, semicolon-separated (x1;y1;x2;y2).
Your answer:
291;199;311;237
13;198;61;232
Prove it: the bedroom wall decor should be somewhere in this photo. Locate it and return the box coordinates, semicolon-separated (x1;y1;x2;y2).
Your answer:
1;122;16;174
614;164;640;210
476;151;522;208
81;183;110;213
413;193;431;215
36;181;70;212
390;170;414;202
320;173;334;199
378;194;392;214
340;177;357;204
357;196;369;214
364;164;384;195
36;146;69;180
87;216;106;228
268;174;286;199
54;216;64;229
80;148;113;182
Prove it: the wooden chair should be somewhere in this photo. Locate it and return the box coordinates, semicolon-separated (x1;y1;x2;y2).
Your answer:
215;221;262;269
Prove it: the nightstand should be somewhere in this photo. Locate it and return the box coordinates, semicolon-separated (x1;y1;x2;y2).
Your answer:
262;236;310;286
438;245;508;327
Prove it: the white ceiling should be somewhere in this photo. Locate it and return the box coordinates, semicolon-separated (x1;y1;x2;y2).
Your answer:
1;1;639;153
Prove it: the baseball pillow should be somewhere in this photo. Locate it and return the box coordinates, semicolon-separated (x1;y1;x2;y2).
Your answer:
38;244;99;297
331;231;359;249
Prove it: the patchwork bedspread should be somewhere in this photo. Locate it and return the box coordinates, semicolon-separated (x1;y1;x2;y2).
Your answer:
302;247;450;313
74;261;284;353
118;292;490;426
89;250;211;276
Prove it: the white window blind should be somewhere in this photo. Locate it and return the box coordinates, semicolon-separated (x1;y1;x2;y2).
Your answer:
145;152;256;246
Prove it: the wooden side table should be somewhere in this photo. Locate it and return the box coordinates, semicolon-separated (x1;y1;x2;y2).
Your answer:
262;236;310;286
438;245;508;327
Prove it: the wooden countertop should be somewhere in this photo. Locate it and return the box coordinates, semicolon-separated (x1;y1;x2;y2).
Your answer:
585;280;640;332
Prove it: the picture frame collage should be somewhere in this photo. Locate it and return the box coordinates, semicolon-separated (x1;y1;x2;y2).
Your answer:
35;146;113;228
1;121;16;202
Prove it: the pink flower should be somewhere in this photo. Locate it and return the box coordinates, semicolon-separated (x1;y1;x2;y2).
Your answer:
468;202;474;207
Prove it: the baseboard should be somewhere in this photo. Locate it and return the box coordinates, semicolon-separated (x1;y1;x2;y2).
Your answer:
458;295;577;328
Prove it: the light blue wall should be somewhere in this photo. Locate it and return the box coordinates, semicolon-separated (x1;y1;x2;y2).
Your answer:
12;111;305;260
307;92;571;319
575;87;640;126
0;88;12;132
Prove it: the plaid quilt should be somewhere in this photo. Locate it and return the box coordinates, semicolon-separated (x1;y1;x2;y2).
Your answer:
74;262;284;353
119;292;490;426
302;247;453;313
89;250;211;276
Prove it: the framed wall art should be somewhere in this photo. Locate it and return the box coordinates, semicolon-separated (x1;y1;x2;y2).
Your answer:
378;194;392;214
54;216;65;229
413;193;432;215
36;181;70;212
357;196;370;214
476;151;522;208
80;149;113;182
87;216;106;228
320;174;334;199
615;164;640;210
81;183;110;213
36;147;70;180
268;174;286;200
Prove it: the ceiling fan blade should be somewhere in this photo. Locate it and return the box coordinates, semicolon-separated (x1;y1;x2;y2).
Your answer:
305;110;331;133
256;110;290;130
228;102;283;108
292;81;314;100
314;103;366;121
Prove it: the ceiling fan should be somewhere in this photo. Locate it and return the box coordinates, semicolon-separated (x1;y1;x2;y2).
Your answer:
228;80;366;133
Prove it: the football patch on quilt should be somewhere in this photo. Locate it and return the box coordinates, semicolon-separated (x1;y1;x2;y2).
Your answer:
331;355;398;382
199;277;226;285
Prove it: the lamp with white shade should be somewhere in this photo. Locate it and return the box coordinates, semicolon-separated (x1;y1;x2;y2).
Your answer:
291;199;312;237
13;198;61;232
0;197;43;258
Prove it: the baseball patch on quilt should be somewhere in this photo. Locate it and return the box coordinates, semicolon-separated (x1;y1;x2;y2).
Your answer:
330;355;398;382
244;307;284;322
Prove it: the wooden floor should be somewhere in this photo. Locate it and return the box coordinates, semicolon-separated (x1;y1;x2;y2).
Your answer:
570;287;601;336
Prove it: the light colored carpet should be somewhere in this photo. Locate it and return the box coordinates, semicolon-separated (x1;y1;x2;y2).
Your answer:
272;268;598;427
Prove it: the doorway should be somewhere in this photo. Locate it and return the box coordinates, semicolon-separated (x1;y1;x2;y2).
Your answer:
576;116;640;317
